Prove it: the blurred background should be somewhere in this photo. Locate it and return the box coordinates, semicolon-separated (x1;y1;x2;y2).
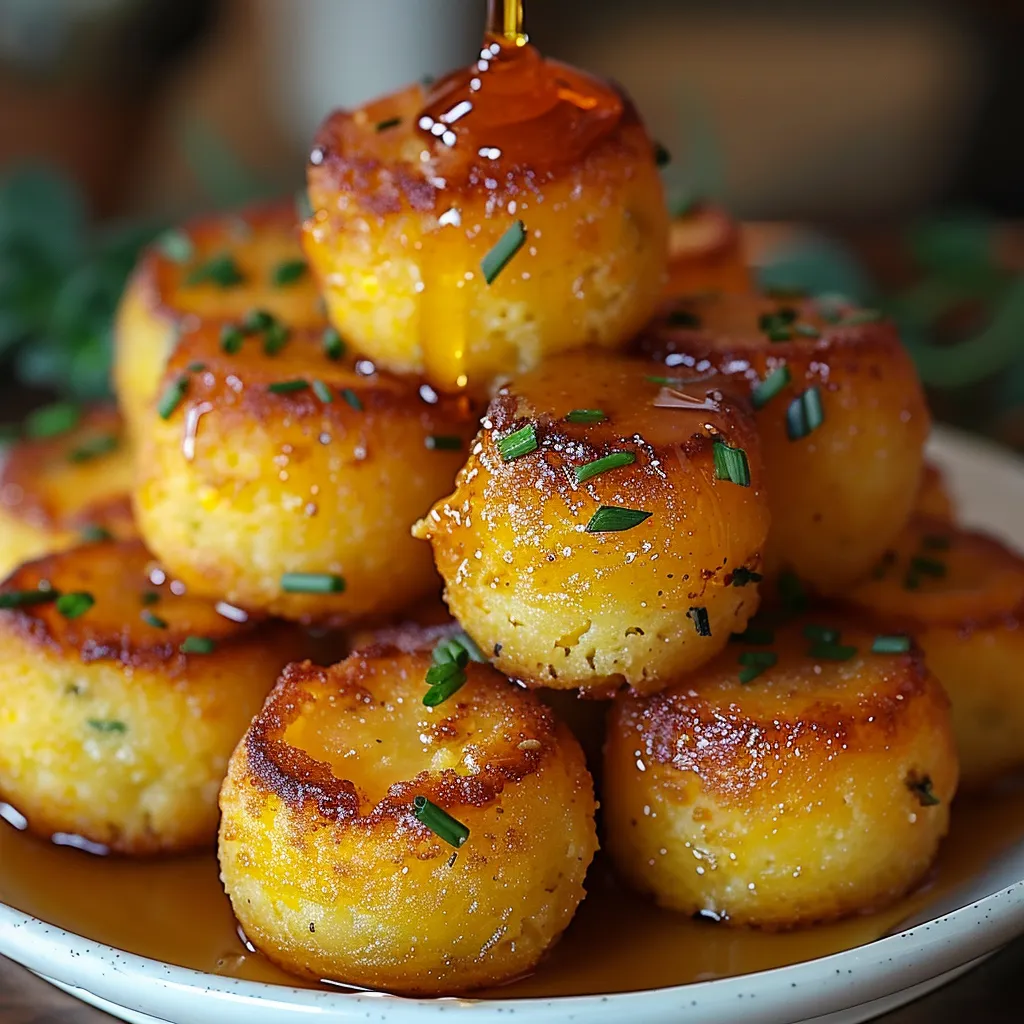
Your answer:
1;0;1023;444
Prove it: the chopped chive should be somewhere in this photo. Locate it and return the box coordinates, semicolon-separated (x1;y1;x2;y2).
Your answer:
688;606;712;637
25;402;80;440
751;365;791;410
667;309;702;328
185;253;244;288
80;525;113;543
272;259;308;287
576;451;636;484
340;388;363;411
141;590;160;606
910;556;946;578
312;380;333;403
180;635;217;655
838;309;883;326
423;669;467;707
654;142;672;167
323;327;346;361
586;506;652;533
759;308;798;331
921;534;951;552
141;610;168;629
433;632;487;666
809;641;858;661
731;625;775;645
498;424;537;462
0;588;60;610
68;434;118;463
786;387;825;441
713;442;751;487
872;634;912;654
565;409;606;425
481;220;526;285
220;324;244;354
765;327;792;342
242;308;275;333
376;116;402;132
794;323;821;338
88;719;127;734
906;774;941;807
155;229;194;264
426;435;462;451
646;375;703;387
281;572;345;594
412;795;469;848
778;571;809;614
263;322;290;355
56;592;94;619
729;567;763;587
268;379;310;395
157;376;189;420
803;623;840;644
738;650;778;684
187;362;207;374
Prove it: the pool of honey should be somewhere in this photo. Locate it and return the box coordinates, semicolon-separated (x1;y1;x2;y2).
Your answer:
3;782;1024;999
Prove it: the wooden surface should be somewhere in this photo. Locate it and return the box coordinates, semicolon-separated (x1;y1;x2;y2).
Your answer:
2;938;1022;1022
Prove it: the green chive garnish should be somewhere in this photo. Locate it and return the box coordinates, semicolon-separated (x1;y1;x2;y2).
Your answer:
376;116;402;132
187;362;207;374
481;220;526;285
838;309;883;326
88;719;127;734
906;774;940;807
220;324;244;354
433;632;487;666
872;634;911;654
157;376;189;420
759;307;797;332
803;623;840;644
738;650;778;684
185;253;244;288
281;572;345;594
667;309;702;328
423;662;467;707
0;588;59;610
654;142;672;167
498;424;537;462
80;525;113;543
263;322;290;355
242;309;275;333
323;327;345;361
180;636;217;655
156;229;194;264
312;380;333;403
412;795;469;848
426;435;462;451
645;375;704;387
268;380;310;395
341;388;363;411
794;323;821;338
56;592;94;619
809;641;857;662
688;606;712;637
272;259;308;287
751;365;791;410
586;506;652;533
730;567;763;587
566;409;606;424
25;402;80;440
576;451;635;483
786;387;824;440
910;556;946;578
713;442;751;486
141;610;168;629
731;625;775;645
68;434;118;464
141;591;160;606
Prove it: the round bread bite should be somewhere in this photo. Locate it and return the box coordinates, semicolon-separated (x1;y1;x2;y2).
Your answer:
414;351;770;694
133;323;478;624
843;516;1024;788
218;643;597;995
303;39;668;395
0;539;304;854
635;294;931;595
115;200;325;433
666;204;751;297
603;618;957;928
0;405;135;579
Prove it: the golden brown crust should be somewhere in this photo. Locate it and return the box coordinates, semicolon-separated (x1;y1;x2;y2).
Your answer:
0;540;279;672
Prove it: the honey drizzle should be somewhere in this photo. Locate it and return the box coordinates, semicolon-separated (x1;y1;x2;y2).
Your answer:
2;782;1023;999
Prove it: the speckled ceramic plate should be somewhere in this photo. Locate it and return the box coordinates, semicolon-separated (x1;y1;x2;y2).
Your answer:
1;426;1023;1024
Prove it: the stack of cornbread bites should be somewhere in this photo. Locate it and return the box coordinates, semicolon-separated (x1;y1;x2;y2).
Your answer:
1;35;1023;999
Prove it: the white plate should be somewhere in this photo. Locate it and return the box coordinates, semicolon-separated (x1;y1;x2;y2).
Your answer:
1;425;1023;1024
